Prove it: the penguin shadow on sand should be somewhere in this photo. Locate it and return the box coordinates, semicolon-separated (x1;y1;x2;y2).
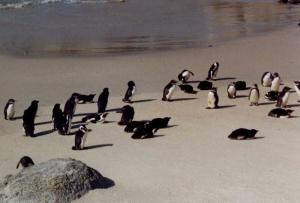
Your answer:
258;102;276;106
169;98;198;102
35;120;53;126
214;77;236;81
131;99;156;104
81;144;113;150
33;129;56;137
206;105;236;109
235;95;248;98
287;103;300;108
11;116;23;120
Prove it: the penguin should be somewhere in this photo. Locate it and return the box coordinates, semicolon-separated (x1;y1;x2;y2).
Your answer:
64;94;78;134
268;108;294;118
270;72;280;92
124;120;148;133
207;87;219;109
131;122;156;139
72;125;88;150
294;81;300;100
206;62;219;81
178;84;197;94
16;156;34;169
228;128;258;140
227;82;236;99
22;109;35;137
248;84;260;106
52;104;62;129
122;81;136;103
197;80;213;90
264;91;279;101
148;117;171;133
178;69;194;83
162;80;177;101
75;94;95;104
118;105;135;125
276;86;291;108
26;100;39;122
97;88;109;113
261;71;273;87
4;99;15;120
81;112;108;123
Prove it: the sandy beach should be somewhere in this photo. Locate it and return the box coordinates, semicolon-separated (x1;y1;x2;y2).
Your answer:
1;26;300;202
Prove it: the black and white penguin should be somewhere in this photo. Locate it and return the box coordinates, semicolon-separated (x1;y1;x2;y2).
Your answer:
148;117;171;133
234;81;247;90
227;82;236;99
178;69;194;83
268;108;294;118
123;81;136;103
206;62;219;81
207;87;219;109
264;91;279;101
270;72;280;92
74;93;95;104
97;88;109;113
64;94;78;134
22;100;39;137
294;81;300;100
118;105;135;125
52;103;67;134
52;104;62;128
178;84;197;94
162;80;177;101
276;86;291;108
4;99;15;120
81;112;108;123
261;71;273;87
16;156;34;169
228;128;258;140
124;120;148;133
131;122;155;139
72;125;88;150
197;80;213;90
248;84;260;106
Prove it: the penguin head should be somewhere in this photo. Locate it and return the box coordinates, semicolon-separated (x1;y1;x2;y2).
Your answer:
32;100;39;105
54;103;60;108
253;84;258;88
170;80;177;85
79;125;87;132
103;88;109;93
212;87;218;92
286;109;294;115
273;72;279;77
8;99;15;104
214;62;219;67
250;129;258;135
128;81;135;87
282;86;291;92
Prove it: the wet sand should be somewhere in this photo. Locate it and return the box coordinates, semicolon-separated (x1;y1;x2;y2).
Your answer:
0;26;300;202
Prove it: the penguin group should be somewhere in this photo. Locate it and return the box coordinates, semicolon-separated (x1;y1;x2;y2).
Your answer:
4;60;300;167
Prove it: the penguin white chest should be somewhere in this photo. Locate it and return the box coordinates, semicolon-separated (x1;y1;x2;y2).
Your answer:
166;85;176;100
182;71;190;81
250;89;259;103
81;132;88;149
7;104;15;119
294;85;300;99
262;73;272;87
130;86;136;99
208;92;216;108
281;92;290;106
271;78;280;92
228;86;236;97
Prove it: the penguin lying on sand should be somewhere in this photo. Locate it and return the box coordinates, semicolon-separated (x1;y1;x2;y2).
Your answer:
228;128;258;140
178;69;194;83
81;112;108;123
73;93;95;104
16;156;34;169
178;84;197;94
268;108;294;118
197;81;213;90
124;121;148;133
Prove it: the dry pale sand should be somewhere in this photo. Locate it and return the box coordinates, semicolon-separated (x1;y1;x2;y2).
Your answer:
1;26;300;202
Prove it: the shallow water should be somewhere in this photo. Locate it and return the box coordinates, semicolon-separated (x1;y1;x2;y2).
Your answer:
0;0;299;56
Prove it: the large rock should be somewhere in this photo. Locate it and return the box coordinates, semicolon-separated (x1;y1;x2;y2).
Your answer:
0;158;114;203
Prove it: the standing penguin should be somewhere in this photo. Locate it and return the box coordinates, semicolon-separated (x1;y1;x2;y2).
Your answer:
118;105;135;125
270;72;280;92
276;86;291;108
227;82;236;99
123;81;136;103
52;103;64;130
26;100;39;122
207;87;219;109
162;80;177;101
294;81;300;100
64;94;78;134
261;71;273;87
22;100;39;136
72;125;88;150
97;88;109;113
178;69;194;83
206;62;219;81
249;84;260;106
4;99;15;120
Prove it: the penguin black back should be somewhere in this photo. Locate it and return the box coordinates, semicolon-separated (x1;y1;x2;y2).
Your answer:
118;105;135;125
228;128;258;140
98;88;109;113
16;156;34;169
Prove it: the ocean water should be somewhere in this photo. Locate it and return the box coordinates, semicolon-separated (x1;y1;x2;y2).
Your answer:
0;0;299;56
